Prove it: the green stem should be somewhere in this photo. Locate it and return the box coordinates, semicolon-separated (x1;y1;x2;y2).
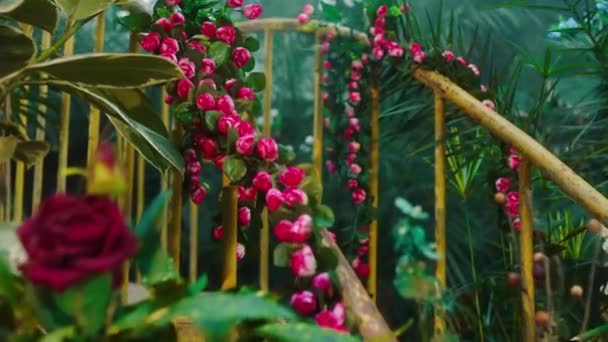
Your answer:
463;200;484;341
34;19;84;63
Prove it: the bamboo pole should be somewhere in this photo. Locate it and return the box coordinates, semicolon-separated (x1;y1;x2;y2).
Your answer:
189;201;198;283
413;68;608;226
57;36;75;193
169;124;183;272
433;91;447;333
237;18;368;44
518;159;535;342
160;88;170;248
86;11;106;166
2;97;12;221
31;31;52;212
221;186;238;290
367;68;380;302
259;28;274;292
312;32;324;184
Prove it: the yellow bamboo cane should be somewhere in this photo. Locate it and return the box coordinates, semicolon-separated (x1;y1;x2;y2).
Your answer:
169;124;183;272
368;68;380;302
189;200;198;283
2;97;12;222
31;31;52;212
259;28;274;292
57;36;75;193
160;88;170;249
312;32;324;185
86;11;106;166
518;159;535;342
433;91;447;333
221;186;239;290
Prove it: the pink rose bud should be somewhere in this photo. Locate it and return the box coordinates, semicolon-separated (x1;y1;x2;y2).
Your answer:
316;309;346;332
190;176;201;192
216;94;235;115
323;118;330;128
386;41;404;57
412;51;427;63
244;187;257;201
253;172;273;192
187;161;201;176
265;188;284;212
191;186;207;204
456;56;467;66
156;18;173;33
160;37;179;55
200;58;216;75
352;188;367;205
178;58;195;78
326;27;336;40
350;163;362;175
140;32;161;52
237;87;255;100
321;92;329;102
290;291;317;315
303;4;315;15
357;244;369;256
508;154;520;170
375;16;386;28
257;138;279;162
513;217;521;231
165;0;181;6
188;40;206;53
361;53;370;64
347;179;359;190
274;219;294;242
320;41;330;54
227;0;243;7
349;92;361;104
312;272;332;296
505;201;519;217
232;47;252;68
283;188;309;207
214;154;227;170
323;60;332;70
224;78;237;92
442;50;455;61
238;207;251;226
348;81;358;90
213;225;223;240
199;78;217;90
481;85;488;93
344;127;354;140
326;160;337;173
290;244;317;277
297;13;310;24
236;135;255;155
217;114;238;134
176;78;194;99
201;21;217;38
354;260;370;278
346;107;355;117
243;4;263;19
171;12;185;25
196;93;216;111
164;94;174;104
236;120;254;137
351;71;362;81
482;99;495;110
236;243;245;261
377;5;388;16
495;177;511;193
346;153;356;166
292;214;313;241
198;137;219;159
216;25;236;45
160;53;177;63
348;142;361;153
184;148;197;163
349;118;360;131
279;166;306;188
373;33;385;46
468;64;480;77
372;46;384;60
507;191;520;205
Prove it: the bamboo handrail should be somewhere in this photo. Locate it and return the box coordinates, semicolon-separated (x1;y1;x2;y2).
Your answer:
518;159;535;342
413;68;608;226
433;91;447;333
237;18;368;44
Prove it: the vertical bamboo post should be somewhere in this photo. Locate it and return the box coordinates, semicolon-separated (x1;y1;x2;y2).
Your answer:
433;91;447;333
518;158;535;342
189;201;198;283
2;99;11;221
31;31;52;212
221;186;238;290
312;32;324;184
259;28;274;291
169;124;183;272
368;67;380;302
136;153;145;284
160;88;170;249
57;36;75;193
86;12;106;166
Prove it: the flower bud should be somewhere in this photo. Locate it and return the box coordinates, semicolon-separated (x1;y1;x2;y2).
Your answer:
290;291;317;315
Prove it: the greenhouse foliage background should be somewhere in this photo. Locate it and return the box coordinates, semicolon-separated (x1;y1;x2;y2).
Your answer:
2;0;608;340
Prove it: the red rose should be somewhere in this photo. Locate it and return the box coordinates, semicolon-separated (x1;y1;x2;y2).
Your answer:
232;47;251;68
17;194;136;291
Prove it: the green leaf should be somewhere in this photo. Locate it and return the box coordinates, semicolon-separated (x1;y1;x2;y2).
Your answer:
321;3;341;22
118;11;152;32
300;176;322;205
273;243;297;267
257;323;362;342
142;248;180;287
313;205;335;228
247;72;266;92
2;0;58;32
53;274;112;336
0;254;20;305
223;155;247;183
241;55;255;72
208;41;230;66
40;326;76;342
388;5;401;17
13;141;49;167
0;0;23;12
0;25;35;78
55;0;115;20
134;191;172;274
104;88;170;136
243;37;260;52
204;110;221;132
188;274;208;295
27;53;183;88
317;246;338;270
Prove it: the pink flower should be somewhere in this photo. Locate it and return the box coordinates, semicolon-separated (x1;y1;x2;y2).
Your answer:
275;215;313;243
347;179;359;190
214;154;227;170
200;58;216;75
323;60;332;70
184;148;197;163
170;12;185;25
283;188;309;207
238;207;251;226
190;176;201;192
257;138;279;162
187;161;201;176
176;78;194;99
495;177;511;193
253;171;273;192
482;99;495;110
442;50;455;61
223;78;237;92
348;142;361;153
237;186;257;203
508;154;520;170
349;118;360;131
349;92;361;104
216;95;236;116
505;201;519;217
156;18;173;33
196;93;216;111
350;163;362;175
191;186;207;204
160;53;177;63
357;244;369;256
373;33;385;46
326;160;336;173
351;71;362;81
513;217;521;231
290;291;317;315
199;78;216;90
188;40;206;53
316;303;346;332
375;16;386;28
216;26;236;45
412;51;427;63
274;220;293;241
160;37;179;55
290;245;317;277
243;4;263;19
376;5;388;16
386;41;404;57
227;0;243;7
235;120;254;136
266;188;284;212
348;82;358;90
237;87;255;100
346;107;355;117
212;225;223;240
325;27;337;40
352;188;366;205
312;272;332;296
507;191;520;205
237;243;245;261
456;56;467;66
372;47;385;60
232;47;251;68
481;85;488;93
320;41;330;54
351;60;363;71
165;0;181;6
409;42;422;54
361;53;370;64
346;153;356;166
352;257;370;278
140;32;161;52
177;58;195;78
236;135;255;155
343;128;354;140
468;64;480;77
198;137;219;158
217;115;238;134
298;13;310;24
298;4;313;16
201;22;216;38
323;118;330;128
164;94;174;104
280;167;306;188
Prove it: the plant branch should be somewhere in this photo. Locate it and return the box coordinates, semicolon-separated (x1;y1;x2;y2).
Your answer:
34;18;85;63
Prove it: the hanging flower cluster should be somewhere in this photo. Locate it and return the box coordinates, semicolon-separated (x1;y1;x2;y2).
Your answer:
494;148;522;231
141;0;348;333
